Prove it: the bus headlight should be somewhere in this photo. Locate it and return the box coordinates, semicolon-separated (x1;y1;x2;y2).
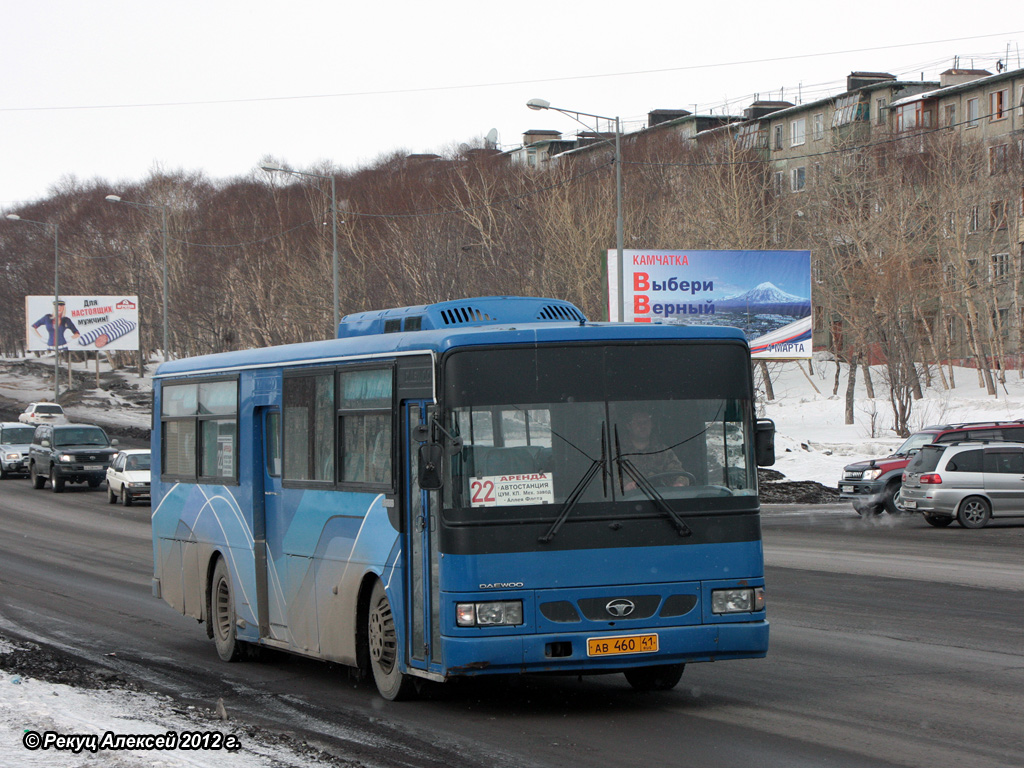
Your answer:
456;601;524;627
711;587;765;614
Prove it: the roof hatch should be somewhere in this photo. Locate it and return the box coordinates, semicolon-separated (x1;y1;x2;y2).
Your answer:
337;296;587;338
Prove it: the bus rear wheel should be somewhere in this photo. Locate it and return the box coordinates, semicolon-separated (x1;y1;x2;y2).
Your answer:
211;558;242;662
624;663;685;691
367;580;416;701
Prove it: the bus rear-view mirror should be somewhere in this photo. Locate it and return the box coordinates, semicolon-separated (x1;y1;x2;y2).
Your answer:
755;419;775;466
418;443;444;490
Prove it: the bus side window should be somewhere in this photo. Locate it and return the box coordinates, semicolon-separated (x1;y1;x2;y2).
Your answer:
337;368;393;488
283;372;335;483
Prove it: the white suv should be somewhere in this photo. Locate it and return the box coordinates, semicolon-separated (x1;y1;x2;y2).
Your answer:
900;441;1024;528
19;402;67;426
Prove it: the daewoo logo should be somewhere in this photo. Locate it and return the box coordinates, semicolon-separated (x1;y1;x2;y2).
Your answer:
479;582;524;589
606;599;636;617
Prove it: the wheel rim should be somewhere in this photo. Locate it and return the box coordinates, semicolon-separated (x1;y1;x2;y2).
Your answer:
215;577;232;642
962;500;986;524
368;593;398;673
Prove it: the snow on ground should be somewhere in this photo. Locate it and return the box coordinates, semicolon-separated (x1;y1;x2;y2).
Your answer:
761;358;1024;487
0;640;331;768
3;351;1024;766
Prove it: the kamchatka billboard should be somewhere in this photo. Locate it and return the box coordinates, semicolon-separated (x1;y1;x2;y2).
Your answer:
607;249;812;359
25;296;140;352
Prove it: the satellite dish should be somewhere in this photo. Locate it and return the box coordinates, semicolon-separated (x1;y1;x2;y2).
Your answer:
485;128;499;149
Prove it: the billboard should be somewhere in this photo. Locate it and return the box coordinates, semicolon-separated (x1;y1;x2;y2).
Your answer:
25;296;140;352
608;249;812;359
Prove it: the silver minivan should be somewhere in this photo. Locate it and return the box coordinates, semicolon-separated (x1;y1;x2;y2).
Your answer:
901;441;1024;528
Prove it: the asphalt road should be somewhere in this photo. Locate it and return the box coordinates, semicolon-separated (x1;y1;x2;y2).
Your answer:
1;480;1021;768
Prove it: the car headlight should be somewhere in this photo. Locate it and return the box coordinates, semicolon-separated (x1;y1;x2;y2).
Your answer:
59;454;75;463
862;468;883;480
711;587;765;614
4;452;19;461
456;601;524;627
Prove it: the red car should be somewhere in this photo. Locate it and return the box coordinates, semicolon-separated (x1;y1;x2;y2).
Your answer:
838;421;1024;515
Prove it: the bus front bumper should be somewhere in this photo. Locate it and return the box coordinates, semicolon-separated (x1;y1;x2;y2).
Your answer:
437;620;769;678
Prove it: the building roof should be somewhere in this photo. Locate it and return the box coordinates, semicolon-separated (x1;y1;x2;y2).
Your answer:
889;66;1023;108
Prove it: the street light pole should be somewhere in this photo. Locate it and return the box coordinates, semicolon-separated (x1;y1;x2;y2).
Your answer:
527;99;625;322
105;195;170;358
6;214;61;401
261;162;340;336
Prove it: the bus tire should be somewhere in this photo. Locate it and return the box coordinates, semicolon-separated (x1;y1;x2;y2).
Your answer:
211;558;242;662
368;580;415;701
624;663;685;691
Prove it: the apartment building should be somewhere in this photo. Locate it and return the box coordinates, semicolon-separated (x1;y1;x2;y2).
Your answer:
748;73;940;194
511;64;1024;361
886;67;1024;362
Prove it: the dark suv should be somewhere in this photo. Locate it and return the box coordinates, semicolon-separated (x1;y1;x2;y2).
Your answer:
29;423;119;493
838;421;1024;516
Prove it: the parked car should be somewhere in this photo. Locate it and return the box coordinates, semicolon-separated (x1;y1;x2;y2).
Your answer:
19;402;67;426
28;423;118;493
0;422;37;478
900;441;1024;528
838;421;1024;516
106;449;151;506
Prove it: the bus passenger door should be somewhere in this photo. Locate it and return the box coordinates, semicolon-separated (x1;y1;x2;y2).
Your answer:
405;401;441;671
256;407;284;642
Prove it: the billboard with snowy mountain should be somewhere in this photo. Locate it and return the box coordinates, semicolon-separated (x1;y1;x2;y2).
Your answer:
607;249;811;359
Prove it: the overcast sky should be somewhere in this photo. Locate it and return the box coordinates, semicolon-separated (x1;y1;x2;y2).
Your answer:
2;1;1022;208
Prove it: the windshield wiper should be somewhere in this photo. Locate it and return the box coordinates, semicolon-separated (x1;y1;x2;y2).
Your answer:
538;425;607;544
613;426;692;538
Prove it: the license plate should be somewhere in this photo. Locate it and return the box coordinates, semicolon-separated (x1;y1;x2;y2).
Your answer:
841;485;854;493
903;499;917;509
587;633;659;657
84;464;102;471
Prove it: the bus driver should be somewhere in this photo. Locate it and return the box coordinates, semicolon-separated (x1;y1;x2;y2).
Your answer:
618;409;689;490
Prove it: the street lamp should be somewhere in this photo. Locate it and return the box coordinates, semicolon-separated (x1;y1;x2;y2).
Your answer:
105;195;170;358
527;98;624;321
6;213;61;401
261;162;340;336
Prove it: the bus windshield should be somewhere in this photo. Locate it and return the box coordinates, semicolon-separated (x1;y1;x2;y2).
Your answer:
443;343;756;518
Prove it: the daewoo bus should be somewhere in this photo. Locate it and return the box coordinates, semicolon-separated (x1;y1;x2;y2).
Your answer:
151;296;775;699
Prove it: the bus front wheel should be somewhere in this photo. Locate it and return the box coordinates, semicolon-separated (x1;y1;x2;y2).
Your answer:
624;663;685;691
211;558;242;662
367;580;416;701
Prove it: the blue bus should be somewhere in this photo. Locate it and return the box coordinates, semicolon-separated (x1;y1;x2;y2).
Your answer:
151;296;775;699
